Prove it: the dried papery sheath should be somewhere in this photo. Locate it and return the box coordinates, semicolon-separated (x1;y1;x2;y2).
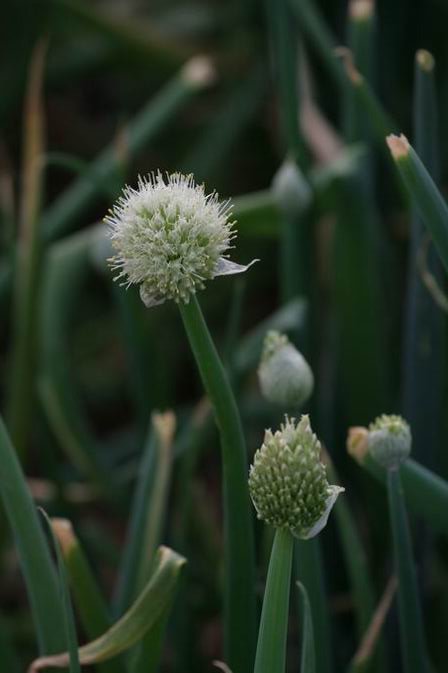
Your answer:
249;415;343;539
106;172;256;307
258;331;314;408
367;414;411;469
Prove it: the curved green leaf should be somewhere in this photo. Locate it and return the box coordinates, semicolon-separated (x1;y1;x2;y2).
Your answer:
29;546;186;671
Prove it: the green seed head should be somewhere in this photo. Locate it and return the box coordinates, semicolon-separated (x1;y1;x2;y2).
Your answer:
367;414;411;469
106;172;255;308
249;415;343;539
258;331;314;408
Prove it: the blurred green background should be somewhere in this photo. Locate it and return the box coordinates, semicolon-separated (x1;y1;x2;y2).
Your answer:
1;0;448;671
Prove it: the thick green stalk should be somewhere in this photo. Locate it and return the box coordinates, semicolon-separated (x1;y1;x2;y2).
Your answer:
351;451;448;536
287;0;345;91
387;468;430;673
179;295;256;673
295;539;333;673
402;51;444;468
254;528;294;673
0;418;65;653
387;134;448;272
266;0;305;164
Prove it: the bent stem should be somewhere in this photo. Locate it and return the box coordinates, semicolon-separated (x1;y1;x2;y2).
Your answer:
387;467;430;673
178;294;256;673
254;528;294;673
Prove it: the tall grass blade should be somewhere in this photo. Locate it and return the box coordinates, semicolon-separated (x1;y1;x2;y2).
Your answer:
327;460;375;639
7;39;46;456
266;0;305;164
254;528;294;673
39;225;114;496
179;294;256;673
387;133;448;272
0;417;65;653
297;582;316;673
28;546;186;671
401;50;445;467
114;412;176;616
295;539;333;673
40;511;81;673
287;0;345;90
387;468;431;673
52;519;122;673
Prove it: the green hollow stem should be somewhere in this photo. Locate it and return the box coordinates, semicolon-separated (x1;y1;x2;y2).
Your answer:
388;135;448;272
352;452;448;536
402;50;443;469
295;538;333;673
178;294;256;673
266;0;306;165
0;418;65;654
254;528;294;673
287;0;345;91
387;468;430;673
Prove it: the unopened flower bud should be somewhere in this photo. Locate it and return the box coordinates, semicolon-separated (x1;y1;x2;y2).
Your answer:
249;415;344;539
367;414;411;469
272;159;312;219
258;331;314;408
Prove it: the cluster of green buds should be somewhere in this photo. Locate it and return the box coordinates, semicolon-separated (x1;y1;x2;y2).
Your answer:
258;331;314;408
249;415;343;539
347;414;412;470
106;172;256;307
367;414;411;469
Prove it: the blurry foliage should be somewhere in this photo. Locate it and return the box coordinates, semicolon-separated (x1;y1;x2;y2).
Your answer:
0;0;448;671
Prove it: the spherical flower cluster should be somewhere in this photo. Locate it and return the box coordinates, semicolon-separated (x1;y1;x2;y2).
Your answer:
367;414;411;469
249;415;343;539
106;172;255;307
258;331;314;408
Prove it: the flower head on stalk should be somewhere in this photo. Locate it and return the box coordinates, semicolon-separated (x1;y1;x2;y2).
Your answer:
106;172;256;307
249;415;344;539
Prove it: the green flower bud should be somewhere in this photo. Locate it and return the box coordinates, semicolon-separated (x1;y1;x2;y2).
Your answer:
249;415;343;539
367;414;411;469
272;159;312;218
258;331;314;408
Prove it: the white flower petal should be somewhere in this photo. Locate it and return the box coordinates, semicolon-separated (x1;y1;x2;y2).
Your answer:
298;485;345;540
214;257;259;277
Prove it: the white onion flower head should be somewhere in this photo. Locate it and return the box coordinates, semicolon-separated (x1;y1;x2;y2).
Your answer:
106;172;256;307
